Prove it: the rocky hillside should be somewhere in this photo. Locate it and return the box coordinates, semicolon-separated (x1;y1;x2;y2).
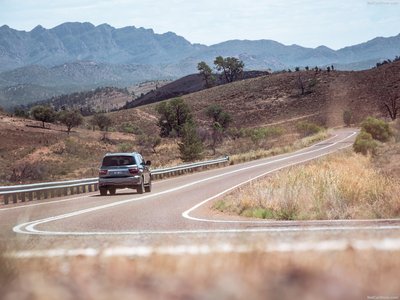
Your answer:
116;61;400;130
125;71;269;109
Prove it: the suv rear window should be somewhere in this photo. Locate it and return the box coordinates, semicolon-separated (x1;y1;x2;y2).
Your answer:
102;156;136;167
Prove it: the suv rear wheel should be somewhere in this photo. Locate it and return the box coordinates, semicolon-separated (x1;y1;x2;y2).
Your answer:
145;179;152;193
109;188;116;196
137;179;144;194
100;188;107;196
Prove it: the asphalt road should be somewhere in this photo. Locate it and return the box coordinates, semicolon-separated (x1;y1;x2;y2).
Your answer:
1;128;400;257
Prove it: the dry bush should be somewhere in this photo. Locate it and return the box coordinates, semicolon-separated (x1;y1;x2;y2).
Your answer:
353;131;378;155
229;131;327;165
8;161;49;183
296;121;323;137
218;151;400;220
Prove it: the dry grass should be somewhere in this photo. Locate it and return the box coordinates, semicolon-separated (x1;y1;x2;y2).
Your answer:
1;250;399;300
216;151;400;220
229;130;328;165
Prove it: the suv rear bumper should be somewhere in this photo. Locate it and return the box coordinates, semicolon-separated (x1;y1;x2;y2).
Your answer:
99;176;141;188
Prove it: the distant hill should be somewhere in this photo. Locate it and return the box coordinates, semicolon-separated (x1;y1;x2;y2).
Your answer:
0;61;175;108
124;71;269;109
0;22;399;108
24;87;133;115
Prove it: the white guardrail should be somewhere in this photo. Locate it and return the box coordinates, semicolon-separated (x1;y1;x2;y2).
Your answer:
0;156;229;205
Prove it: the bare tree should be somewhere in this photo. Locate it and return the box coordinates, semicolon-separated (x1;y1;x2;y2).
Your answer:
384;97;399;120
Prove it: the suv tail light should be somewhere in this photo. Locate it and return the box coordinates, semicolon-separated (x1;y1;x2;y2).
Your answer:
99;169;108;176
129;167;139;175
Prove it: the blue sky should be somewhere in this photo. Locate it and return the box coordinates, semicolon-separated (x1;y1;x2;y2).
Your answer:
0;0;399;49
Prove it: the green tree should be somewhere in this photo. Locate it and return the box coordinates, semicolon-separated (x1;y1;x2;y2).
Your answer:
197;61;215;88
206;104;232;129
14;107;29;118
343;110;353;127
213;56;244;83
178;122;204;162
155;98;193;138
92;113;112;140
30;105;56;128
57;110;83;134
92;113;112;131
206;104;232;154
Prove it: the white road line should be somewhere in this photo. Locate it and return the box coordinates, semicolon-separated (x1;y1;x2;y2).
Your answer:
182;136;356;223
6;238;400;258
15;131;397;237
12;225;400;236
0;133;339;212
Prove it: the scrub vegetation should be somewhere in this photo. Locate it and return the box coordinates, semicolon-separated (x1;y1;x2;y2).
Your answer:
214;119;400;220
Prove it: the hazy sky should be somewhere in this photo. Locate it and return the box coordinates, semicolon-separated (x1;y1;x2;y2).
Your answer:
1;0;399;49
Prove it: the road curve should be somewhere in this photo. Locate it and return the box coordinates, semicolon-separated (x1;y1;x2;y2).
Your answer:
1;128;400;255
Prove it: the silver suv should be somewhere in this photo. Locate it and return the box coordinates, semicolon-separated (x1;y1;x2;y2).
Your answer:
98;152;152;196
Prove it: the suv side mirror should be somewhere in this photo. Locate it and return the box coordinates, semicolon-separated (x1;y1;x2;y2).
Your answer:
146;160;152;166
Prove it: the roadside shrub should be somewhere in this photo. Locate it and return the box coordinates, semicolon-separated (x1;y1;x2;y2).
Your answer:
244;127;284;146
9;161;49;183
64;138;83;156
119;122;144;135
118;142;135;152
296;121;323;137
361;117;391;142
137;134;161;153
227;128;245;140
353;131;378;155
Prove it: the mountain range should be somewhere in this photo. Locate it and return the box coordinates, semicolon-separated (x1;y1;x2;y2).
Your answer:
0;22;399;108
